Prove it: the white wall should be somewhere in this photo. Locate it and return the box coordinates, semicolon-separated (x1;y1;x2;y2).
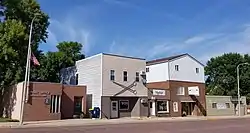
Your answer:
146;62;169;83
76;54;102;108
169;55;205;83
102;54;148;97
11;82;24;120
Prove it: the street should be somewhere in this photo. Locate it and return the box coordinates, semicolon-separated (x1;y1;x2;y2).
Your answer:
1;118;250;133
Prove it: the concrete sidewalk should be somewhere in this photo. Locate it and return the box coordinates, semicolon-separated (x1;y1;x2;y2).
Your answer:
1;115;250;129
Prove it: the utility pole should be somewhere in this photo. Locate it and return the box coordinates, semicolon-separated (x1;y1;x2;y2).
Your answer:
236;62;249;116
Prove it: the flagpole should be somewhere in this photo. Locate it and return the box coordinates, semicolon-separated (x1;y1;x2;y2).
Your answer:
26;46;31;102
19;14;37;126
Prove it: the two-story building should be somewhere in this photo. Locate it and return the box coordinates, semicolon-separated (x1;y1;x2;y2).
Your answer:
146;54;206;117
76;53;148;119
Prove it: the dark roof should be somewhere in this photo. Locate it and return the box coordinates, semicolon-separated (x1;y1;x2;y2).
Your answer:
102;53;145;60
146;54;187;65
146;53;204;66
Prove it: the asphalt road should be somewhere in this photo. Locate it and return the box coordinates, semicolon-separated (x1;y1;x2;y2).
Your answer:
2;118;250;133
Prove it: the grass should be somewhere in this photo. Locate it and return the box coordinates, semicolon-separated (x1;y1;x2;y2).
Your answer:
0;118;19;122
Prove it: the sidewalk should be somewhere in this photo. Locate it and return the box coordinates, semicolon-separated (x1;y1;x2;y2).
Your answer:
1;115;250;129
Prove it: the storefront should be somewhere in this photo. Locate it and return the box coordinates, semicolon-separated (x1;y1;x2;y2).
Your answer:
148;89;170;117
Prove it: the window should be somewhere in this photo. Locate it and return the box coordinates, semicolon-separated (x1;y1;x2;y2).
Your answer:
119;100;129;110
212;103;217;108
196;68;199;73
146;67;149;72
157;100;169;113
177;87;185;95
50;95;61;113
75;74;78;85
110;70;115;81
136;72;139;82
123;71;128;81
226;103;230;108
175;65;179;71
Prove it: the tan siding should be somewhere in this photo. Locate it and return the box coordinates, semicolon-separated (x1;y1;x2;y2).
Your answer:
102;54;148;97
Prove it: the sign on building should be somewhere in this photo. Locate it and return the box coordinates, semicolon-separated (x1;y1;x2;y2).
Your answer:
216;103;227;110
188;86;199;96
173;102;178;112
153;89;165;96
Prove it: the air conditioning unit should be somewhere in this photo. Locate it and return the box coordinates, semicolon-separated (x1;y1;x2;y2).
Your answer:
140;98;147;103
140;71;146;76
141;78;147;84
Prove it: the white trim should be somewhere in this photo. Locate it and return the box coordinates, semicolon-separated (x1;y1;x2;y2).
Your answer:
55;95;58;113
177;87;185;95
156;100;169;113
58;95;61;113
101;54;103;111
76;53;103;64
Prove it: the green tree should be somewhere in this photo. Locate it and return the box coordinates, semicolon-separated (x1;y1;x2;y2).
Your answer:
205;53;250;103
0;0;49;117
35;41;85;82
0;19;27;116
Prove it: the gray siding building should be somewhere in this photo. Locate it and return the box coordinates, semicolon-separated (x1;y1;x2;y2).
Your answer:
206;95;247;116
76;53;148;119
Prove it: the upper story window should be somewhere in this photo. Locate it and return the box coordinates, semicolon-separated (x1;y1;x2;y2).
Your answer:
196;68;199;73
177;87;185;95
110;70;115;81
75;74;78;85
146;67;149;72
123;71;128;81
175;65;179;71
136;72;139;82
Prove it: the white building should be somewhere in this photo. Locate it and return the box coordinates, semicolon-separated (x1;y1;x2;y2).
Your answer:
146;54;205;83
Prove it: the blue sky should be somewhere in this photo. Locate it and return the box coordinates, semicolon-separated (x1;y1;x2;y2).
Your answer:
38;0;250;63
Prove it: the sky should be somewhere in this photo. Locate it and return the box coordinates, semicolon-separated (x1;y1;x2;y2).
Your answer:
38;0;250;63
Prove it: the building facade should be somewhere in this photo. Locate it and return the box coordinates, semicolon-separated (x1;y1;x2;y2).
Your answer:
146;54;206;117
206;95;247;116
76;53;148;119
8;82;86;121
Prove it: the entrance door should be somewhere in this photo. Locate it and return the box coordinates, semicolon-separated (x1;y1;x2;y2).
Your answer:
74;96;83;115
181;102;195;116
111;101;118;118
150;101;156;116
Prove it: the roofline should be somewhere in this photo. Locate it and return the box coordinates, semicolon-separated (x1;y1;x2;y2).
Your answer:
76;53;102;64
76;53;145;64
102;53;145;60
146;54;205;66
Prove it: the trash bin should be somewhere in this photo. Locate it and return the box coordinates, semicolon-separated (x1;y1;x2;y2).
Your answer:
94;107;100;118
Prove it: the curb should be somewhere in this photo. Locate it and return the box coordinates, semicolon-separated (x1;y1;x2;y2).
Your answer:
1;116;250;129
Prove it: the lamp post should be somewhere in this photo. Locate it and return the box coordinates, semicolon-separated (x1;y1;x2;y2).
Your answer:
236;62;249;116
19;14;38;126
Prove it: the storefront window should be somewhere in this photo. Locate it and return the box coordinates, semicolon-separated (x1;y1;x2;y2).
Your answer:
157;100;169;113
119;100;129;110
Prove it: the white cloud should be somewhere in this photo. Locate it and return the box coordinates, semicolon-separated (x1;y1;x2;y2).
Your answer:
43;4;102;54
46;19;90;54
184;33;224;44
198;26;250;64
108;25;250;62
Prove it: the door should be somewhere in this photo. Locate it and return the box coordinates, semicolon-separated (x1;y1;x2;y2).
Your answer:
74;96;83;115
111;101;118;118
150;101;156;116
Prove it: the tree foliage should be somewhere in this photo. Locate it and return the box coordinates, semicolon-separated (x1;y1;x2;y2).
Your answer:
205;53;250;103
34;41;85;83
0;0;49;116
